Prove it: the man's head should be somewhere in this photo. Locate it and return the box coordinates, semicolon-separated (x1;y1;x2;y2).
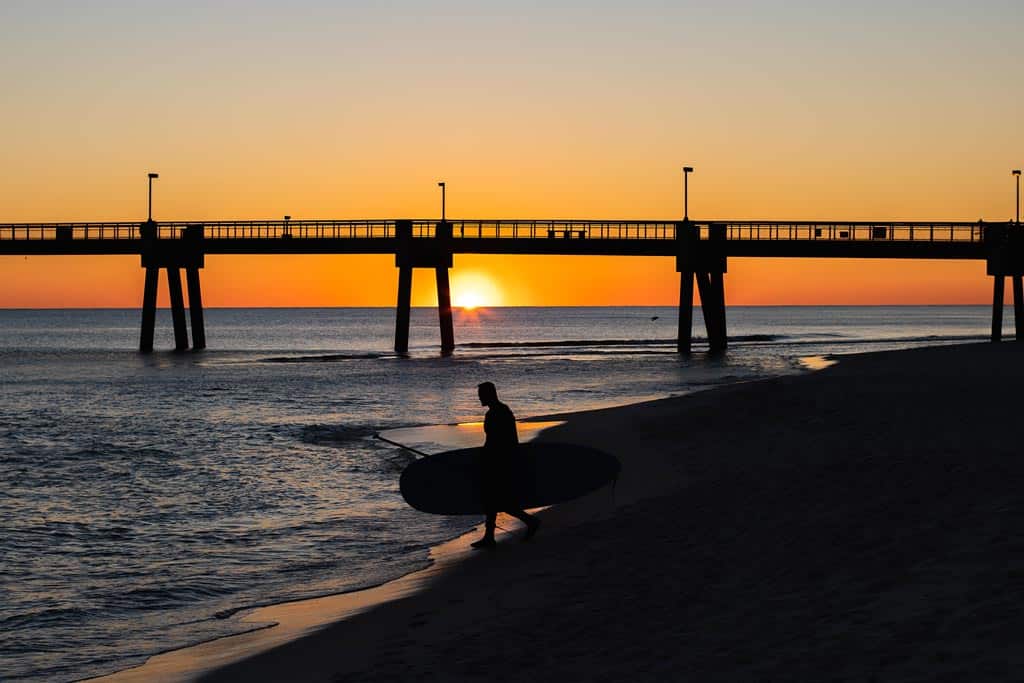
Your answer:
478;381;498;406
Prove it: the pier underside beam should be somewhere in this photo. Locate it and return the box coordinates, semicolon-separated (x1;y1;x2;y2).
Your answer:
186;266;206;350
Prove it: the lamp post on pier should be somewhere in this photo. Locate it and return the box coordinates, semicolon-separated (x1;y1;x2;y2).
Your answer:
1014;169;1021;224
438;181;446;223
682;166;694;221
147;172;159;222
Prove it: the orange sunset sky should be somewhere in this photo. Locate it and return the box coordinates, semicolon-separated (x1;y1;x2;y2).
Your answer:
1;1;1021;308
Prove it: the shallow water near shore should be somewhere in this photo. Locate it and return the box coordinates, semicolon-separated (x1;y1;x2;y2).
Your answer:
0;305;1008;681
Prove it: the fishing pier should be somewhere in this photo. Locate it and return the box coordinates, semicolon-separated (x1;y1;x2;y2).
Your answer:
2;218;1022;353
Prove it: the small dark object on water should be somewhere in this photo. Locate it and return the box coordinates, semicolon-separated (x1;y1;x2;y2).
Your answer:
651;315;659;320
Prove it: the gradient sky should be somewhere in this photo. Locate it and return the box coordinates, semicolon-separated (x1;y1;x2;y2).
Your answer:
1;0;1022;307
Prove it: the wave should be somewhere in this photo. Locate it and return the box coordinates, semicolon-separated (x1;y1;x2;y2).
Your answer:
468;350;684;360
779;332;988;347
463;332;988;350
0;605;93;630
244;333;988;363
103;581;232;612
261;352;386;363
459;335;781;349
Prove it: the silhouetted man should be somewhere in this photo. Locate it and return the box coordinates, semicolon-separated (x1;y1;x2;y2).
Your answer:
471;382;540;549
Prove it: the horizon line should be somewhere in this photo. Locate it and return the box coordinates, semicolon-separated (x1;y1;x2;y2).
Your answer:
0;303;1000;311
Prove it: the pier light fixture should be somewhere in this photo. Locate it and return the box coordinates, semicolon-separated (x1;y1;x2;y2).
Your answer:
682;166;694;220
1014;170;1021;224
438;181;446;223
147;172;159;222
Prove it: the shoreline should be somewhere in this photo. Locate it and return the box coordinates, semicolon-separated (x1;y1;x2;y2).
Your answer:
87;422;574;683
87;524;496;683
89;379;780;683
90;375;766;682
98;342;1024;681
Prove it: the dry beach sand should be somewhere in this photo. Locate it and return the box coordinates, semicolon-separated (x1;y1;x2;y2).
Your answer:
107;343;1024;682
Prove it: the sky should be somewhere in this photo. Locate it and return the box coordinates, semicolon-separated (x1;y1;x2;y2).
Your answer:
1;0;1022;307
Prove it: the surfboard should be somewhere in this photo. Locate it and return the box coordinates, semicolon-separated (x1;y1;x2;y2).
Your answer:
399;442;620;515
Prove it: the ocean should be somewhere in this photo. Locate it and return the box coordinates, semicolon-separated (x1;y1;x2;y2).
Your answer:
0;305;1005;681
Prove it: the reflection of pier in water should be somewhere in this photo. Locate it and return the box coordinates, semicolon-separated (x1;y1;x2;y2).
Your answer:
2;218;1022;353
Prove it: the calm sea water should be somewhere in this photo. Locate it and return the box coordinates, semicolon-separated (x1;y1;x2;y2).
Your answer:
0;306;1004;681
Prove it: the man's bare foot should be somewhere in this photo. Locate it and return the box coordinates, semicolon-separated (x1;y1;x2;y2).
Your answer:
523;518;541;542
471;537;497;550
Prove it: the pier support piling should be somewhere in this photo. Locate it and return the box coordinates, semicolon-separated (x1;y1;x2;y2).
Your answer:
1011;274;1019;342
186;266;206;350
395;266;412;354
992;275;1005;342
710;271;728;351
166;267;189;352
695;271;727;353
1014;275;1024;342
138;222;206;352
982;222;1023;343
677;271;694;354
695;271;715;339
436;266;455;355
140;266;159;352
676;221;728;354
393;219;455;355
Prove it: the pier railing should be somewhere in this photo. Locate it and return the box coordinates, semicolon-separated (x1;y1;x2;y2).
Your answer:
721;222;986;243
0;220;400;241
0;219;996;243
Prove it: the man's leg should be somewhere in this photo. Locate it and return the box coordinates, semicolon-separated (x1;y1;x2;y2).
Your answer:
485;511;498;538
507;509;541;540
472;512;498;549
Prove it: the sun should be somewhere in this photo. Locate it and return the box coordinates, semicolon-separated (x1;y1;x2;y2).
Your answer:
456;291;484;310
452;272;503;309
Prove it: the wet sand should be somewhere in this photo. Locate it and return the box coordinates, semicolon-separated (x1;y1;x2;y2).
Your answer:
112;343;1024;681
